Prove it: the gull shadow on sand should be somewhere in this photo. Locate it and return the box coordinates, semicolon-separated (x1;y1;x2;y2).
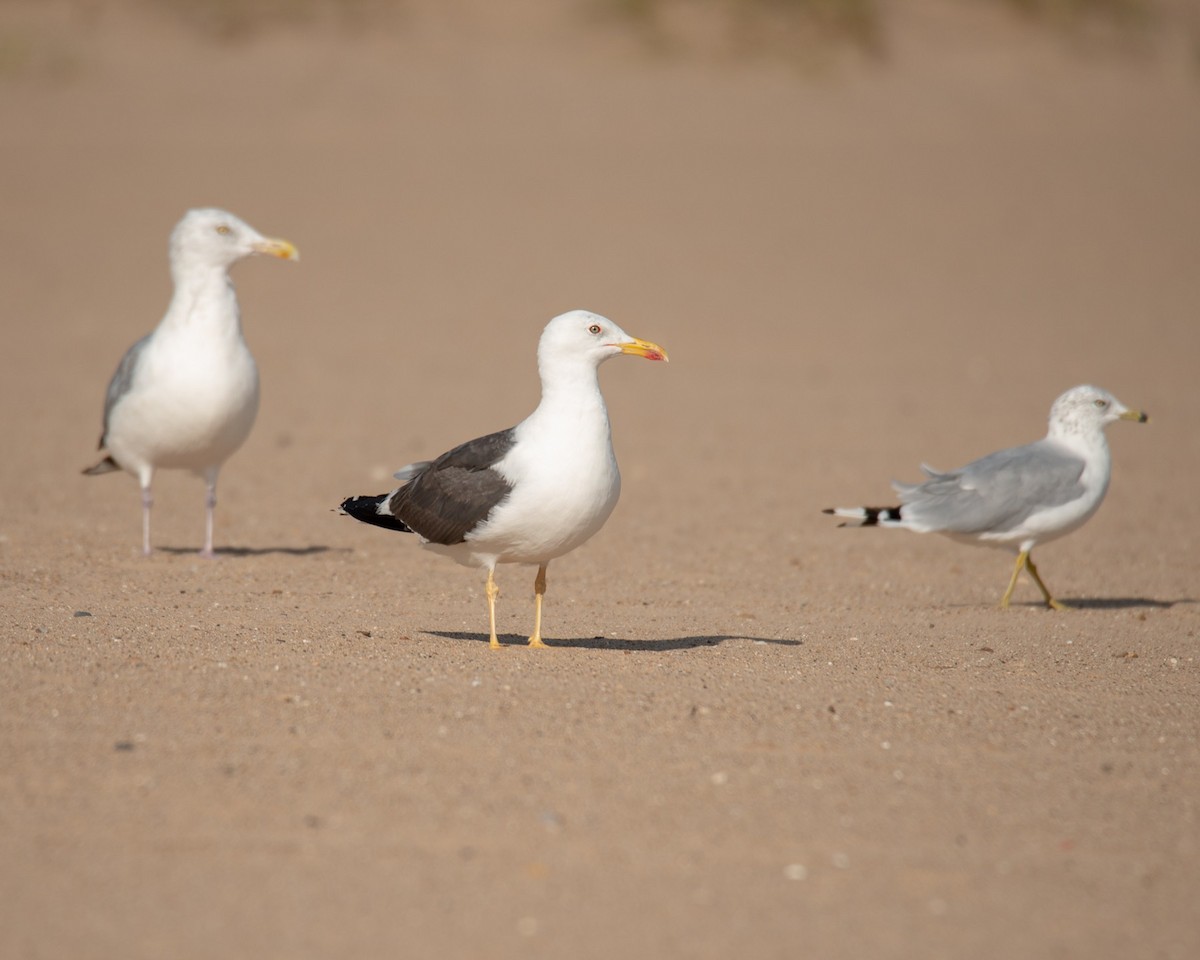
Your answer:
948;596;1193;612
427;631;802;650
1050;596;1194;611
158;544;342;558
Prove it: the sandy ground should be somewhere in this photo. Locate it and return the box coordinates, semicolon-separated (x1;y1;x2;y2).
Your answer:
1;2;1198;957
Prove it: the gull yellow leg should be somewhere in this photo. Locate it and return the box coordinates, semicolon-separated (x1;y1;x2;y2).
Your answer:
528;563;549;648
999;550;1026;608
999;549;1067;610
486;567;501;649
1025;552;1068;611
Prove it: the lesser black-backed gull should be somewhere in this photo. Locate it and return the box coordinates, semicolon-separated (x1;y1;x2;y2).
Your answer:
83;208;298;556
825;385;1147;609
340;309;668;648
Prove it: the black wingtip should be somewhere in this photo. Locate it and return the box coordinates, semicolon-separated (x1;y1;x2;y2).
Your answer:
860;506;903;526
824;506;903;528
339;494;412;534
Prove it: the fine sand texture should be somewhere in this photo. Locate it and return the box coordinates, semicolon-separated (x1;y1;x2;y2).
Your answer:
2;2;1198;957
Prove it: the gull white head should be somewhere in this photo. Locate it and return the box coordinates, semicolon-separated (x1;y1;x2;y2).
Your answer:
1047;384;1148;440
169;207;299;281
536;310;668;380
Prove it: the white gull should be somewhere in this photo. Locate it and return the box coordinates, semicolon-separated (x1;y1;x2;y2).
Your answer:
83;208;298;556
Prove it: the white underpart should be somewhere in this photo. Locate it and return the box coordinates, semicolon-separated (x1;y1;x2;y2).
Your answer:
105;277;260;480
474;376;620;565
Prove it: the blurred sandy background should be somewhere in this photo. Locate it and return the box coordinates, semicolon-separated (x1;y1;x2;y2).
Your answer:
1;1;1198;957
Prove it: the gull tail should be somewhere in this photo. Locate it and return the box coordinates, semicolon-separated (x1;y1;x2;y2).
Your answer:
339;494;413;533
82;455;122;477
823;505;904;528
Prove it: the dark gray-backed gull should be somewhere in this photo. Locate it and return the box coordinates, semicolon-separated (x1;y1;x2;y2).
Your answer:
83;208;298;556
825;385;1147;609
340;309;668;648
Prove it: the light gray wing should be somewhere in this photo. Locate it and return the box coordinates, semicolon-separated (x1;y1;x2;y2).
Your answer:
894;440;1086;536
98;334;151;444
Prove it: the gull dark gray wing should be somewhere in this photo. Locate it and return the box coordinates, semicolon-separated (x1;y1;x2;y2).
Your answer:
385;428;518;545
895;440;1087;535
98;334;151;446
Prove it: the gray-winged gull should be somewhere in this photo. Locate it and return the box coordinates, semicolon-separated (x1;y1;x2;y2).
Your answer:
825;384;1148;609
340;309;668;648
83;208;298;556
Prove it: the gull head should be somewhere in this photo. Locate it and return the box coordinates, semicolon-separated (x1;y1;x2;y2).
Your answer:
537;310;668;376
170;208;299;276
1048;384;1148;439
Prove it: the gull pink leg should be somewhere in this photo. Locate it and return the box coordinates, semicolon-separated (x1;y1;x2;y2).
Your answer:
200;467;218;559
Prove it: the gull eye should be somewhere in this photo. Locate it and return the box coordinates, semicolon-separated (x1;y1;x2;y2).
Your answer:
587;323;602;335
215;224;231;235
1093;398;1108;408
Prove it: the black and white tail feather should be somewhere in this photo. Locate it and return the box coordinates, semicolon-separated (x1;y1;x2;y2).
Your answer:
825;463;947;527
823;505;905;528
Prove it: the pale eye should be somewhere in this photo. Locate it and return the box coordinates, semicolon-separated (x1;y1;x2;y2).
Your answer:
1093;398;1108;408
215;224;231;235
588;323;602;335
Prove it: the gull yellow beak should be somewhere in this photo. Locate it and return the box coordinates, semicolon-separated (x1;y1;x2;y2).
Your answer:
616;337;669;362
1119;408;1149;423
254;237;300;262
